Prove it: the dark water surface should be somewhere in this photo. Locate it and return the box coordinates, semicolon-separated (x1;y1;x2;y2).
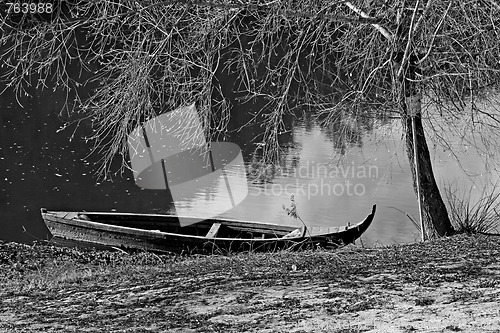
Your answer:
1;74;499;245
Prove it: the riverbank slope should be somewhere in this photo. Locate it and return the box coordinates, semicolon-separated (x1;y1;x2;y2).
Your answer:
1;234;499;332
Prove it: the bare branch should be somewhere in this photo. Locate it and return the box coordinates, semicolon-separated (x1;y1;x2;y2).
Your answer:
344;1;393;41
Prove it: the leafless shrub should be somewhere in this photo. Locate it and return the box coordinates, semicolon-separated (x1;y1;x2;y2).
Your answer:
444;180;500;234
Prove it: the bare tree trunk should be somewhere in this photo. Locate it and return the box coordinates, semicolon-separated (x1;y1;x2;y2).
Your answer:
397;54;455;239
402;100;455;239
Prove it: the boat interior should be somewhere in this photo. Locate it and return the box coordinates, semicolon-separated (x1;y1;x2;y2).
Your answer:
76;212;297;239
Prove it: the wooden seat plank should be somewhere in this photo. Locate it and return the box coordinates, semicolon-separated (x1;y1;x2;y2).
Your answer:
206;223;222;238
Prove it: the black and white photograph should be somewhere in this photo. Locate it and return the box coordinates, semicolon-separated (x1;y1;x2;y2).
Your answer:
1;1;500;331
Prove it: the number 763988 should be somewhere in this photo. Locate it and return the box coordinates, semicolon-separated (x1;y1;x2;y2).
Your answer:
6;2;53;14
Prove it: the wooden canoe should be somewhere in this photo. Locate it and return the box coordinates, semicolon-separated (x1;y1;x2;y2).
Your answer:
40;205;376;254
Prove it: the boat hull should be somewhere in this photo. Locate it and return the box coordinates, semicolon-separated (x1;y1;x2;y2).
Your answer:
41;205;376;254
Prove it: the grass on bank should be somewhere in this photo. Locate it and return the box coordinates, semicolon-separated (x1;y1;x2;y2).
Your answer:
1;232;499;295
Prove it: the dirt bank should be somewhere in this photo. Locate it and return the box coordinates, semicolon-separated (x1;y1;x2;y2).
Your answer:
0;234;499;332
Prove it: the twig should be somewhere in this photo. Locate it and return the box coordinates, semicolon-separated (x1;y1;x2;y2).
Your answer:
110;246;129;254
386;206;421;232
343;2;393;41
417;2;452;65
486;0;500;10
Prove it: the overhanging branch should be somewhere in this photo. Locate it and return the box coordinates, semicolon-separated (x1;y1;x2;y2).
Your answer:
344;1;393;41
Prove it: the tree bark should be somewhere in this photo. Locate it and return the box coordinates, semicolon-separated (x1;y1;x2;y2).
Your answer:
397;52;455;239
402;100;455;239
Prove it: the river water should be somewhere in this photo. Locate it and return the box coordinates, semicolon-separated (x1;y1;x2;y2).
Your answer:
1;72;499;245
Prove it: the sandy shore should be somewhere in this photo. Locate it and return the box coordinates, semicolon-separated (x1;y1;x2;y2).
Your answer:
1;234;499;332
